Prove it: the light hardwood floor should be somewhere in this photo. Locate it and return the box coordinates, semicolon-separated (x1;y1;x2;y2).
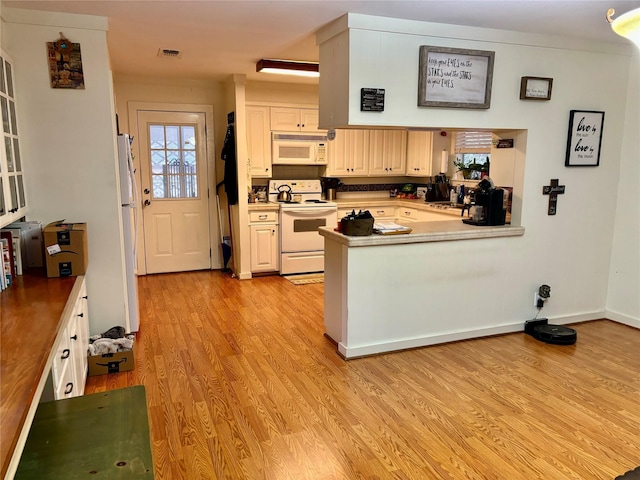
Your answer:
85;271;640;479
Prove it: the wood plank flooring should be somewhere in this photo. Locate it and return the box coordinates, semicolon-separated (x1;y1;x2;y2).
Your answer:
85;271;640;479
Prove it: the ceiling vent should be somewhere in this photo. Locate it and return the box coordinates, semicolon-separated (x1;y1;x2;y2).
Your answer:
157;48;182;59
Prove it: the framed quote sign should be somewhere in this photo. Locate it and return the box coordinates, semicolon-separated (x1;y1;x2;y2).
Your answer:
565;110;605;167
418;46;495;109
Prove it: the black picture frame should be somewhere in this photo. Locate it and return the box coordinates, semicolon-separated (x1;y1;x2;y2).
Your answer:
519;76;553;100
418;46;495;109
565;110;605;167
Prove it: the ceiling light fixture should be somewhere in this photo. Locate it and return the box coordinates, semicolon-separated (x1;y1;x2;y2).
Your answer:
607;7;640;47
256;59;319;78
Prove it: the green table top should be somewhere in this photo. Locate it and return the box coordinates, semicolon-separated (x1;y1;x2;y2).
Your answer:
15;386;154;479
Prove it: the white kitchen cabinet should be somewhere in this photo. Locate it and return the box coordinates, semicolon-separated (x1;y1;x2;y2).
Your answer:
406;131;433;177
0;51;27;228
397;207;419;222
249;210;279;273
47;276;89;400
368;130;407;176
338;205;396;223
418;210;455;222
247;105;272;178
326;129;369;177
270;107;322;132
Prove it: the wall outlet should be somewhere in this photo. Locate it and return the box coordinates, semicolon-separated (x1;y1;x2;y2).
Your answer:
534;292;544;307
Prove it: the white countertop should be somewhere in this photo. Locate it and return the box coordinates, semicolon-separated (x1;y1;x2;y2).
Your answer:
319;220;525;247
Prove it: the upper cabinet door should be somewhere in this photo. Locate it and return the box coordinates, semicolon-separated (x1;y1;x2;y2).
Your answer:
270;107;301;131
368;130;406;176
325;129;368;177
246;106;272;178
270;107;323;132
0;50;27;228
406;131;433;177
299;109;322;132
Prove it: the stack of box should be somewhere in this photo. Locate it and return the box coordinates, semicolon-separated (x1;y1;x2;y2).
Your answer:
43;221;88;278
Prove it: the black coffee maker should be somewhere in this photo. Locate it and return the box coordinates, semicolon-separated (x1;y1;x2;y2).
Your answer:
463;178;506;226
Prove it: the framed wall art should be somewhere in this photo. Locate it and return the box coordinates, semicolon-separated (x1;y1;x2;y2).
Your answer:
418;46;495;109
520;76;553;100
565;110;604;167
46;33;85;89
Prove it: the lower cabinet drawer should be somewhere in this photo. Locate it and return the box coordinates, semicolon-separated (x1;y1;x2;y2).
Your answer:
55;357;76;400
398;207;418;221
52;326;72;386
249;210;278;223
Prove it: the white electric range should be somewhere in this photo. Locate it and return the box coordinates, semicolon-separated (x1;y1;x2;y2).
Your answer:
268;179;338;275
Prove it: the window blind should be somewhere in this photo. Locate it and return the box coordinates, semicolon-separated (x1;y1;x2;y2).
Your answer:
454;131;492;153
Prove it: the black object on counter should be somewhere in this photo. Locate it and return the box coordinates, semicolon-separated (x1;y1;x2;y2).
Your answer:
341;210;374;236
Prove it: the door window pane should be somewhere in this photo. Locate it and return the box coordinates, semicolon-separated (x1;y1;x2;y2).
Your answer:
13;138;20;171
17;175;25;207
5;61;13;97
9;100;17;135
4;136;13;171
148;123;199;199
0;57;5;95
150;125;165;149
0;178;4;215
9;175;17;210
1;97;9;134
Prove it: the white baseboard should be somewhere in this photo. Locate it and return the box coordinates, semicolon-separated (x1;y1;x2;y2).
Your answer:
337;311;610;359
605;309;640;329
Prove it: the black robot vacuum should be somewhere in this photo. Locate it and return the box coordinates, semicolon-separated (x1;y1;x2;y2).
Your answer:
525;319;577;345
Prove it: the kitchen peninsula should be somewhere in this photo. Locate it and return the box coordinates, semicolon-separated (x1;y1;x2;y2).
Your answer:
319;220;525;359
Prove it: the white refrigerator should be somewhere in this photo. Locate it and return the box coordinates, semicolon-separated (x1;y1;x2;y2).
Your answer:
117;134;140;332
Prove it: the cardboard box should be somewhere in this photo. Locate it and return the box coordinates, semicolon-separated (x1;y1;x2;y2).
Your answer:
88;343;135;376
43;221;88;278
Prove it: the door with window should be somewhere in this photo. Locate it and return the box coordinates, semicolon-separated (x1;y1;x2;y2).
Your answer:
138;111;211;274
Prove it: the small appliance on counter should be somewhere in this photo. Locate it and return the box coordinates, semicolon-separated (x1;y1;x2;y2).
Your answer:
462;177;506;226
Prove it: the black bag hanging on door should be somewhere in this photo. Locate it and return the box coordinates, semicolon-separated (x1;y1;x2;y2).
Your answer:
221;124;238;205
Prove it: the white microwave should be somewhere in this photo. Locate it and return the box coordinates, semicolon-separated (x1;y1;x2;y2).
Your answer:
272;133;328;165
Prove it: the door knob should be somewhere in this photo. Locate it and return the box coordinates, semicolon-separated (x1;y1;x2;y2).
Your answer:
144;199;151;206
144;188;150;194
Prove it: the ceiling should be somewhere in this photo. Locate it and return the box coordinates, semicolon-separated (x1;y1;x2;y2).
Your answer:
3;0;639;84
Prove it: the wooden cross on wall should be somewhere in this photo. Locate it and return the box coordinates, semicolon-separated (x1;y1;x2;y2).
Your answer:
542;179;566;215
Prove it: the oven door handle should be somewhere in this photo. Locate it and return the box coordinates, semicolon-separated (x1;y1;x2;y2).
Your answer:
283;208;337;216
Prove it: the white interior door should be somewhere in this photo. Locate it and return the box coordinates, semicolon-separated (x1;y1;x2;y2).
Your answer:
138;111;211;274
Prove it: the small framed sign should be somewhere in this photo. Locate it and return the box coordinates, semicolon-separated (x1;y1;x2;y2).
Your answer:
418;46;494;109
520;76;553;100
361;88;385;112
565;110;605;167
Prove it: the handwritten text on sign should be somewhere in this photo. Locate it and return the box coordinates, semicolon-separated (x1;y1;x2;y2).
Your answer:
425;51;490;104
566;110;604;166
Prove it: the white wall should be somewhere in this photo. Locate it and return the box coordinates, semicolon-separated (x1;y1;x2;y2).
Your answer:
2;8;127;335
606;51;640;327
318;14;639;325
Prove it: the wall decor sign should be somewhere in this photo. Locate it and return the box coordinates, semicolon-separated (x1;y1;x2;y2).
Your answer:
361;88;385;111
565;110;604;167
542;179;566;215
520;76;553;100
418;46;495;109
47;32;85;89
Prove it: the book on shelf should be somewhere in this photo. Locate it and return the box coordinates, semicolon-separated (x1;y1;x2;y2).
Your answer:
1;237;12;289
